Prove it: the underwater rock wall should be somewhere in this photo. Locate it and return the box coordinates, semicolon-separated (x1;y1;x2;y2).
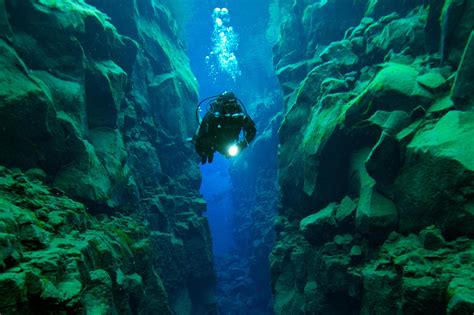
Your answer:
0;0;215;313
270;0;474;314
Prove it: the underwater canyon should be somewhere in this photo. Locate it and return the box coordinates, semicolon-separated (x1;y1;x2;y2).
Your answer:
0;0;473;314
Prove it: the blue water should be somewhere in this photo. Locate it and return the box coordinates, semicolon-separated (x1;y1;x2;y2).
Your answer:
183;0;278;313
184;0;275;252
199;155;234;254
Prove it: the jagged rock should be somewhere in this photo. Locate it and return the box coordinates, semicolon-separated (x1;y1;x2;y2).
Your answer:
395;110;474;233
361;266;401;314
53;141;112;207
344;63;434;124
335;196;357;231
24;168;47;182
19;224;49;250
365;0;425;18
300;203;338;245
402;277;446;314
367;8;428;58
85;61;127;129
83;269;114;315
271;0;474;313
428;95;455;114
440;0;474;64
275;61;311;95
0;272;27;310
356;184;398;241
447;276;474;314
368;110;411;135
365;132;402;185
0;233;20;270
351;148;398;240
301;0;365;55
0;0;215;313
452;31;474;110
417;71;448;93
419;226;446;250
319;40;359;72
320;78;349;95
303;281;324;314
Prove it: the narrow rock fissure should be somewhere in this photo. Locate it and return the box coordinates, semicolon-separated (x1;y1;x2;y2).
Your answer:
183;1;281;313
0;0;473;314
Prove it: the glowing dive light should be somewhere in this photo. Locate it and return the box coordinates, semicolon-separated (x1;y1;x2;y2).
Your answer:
228;144;239;157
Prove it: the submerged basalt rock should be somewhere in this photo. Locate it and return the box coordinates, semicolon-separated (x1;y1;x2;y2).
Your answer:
0;0;216;313
270;0;474;313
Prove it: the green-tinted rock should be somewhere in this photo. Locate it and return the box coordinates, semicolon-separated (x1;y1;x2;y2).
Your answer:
367;9;428;57
402;277;446;314
395;111;474;233
335;196;357;231
447;276;474;314
19;224;49;250
417;72;448;93
343;63;434;123
367;110;410;136
361;267;401;314
300;203;338;245
319;40;359;71
452;31;474;110
419;226;446;250
0;272;27;309
365;132;402;185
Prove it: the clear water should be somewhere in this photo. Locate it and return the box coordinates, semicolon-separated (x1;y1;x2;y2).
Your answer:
183;1;278;313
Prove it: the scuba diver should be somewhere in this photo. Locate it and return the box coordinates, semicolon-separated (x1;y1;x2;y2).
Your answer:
192;91;256;164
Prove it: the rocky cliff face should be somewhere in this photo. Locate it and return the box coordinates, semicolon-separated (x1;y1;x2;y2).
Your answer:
270;0;474;314
0;0;216;314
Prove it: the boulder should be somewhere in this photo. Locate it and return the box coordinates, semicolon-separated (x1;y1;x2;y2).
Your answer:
0;272;27;310
417;72;448;93
394;111;474;233
19;224;49;250
447;276;474;314
352;147;398;240
53;141;112;208
356;185;398;241
335;196;357;231
0;40;59;170
300;203;338;245
302;0;365;54
367;9;428;58
320;78;349;95
0;233;20;270
365;132;402;185
419;226;446;250
319;40;359;72
343;63;434;124
83;269;114;315
367;110;411;140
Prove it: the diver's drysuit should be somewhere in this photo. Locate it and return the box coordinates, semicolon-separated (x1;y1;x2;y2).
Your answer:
193;92;256;164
